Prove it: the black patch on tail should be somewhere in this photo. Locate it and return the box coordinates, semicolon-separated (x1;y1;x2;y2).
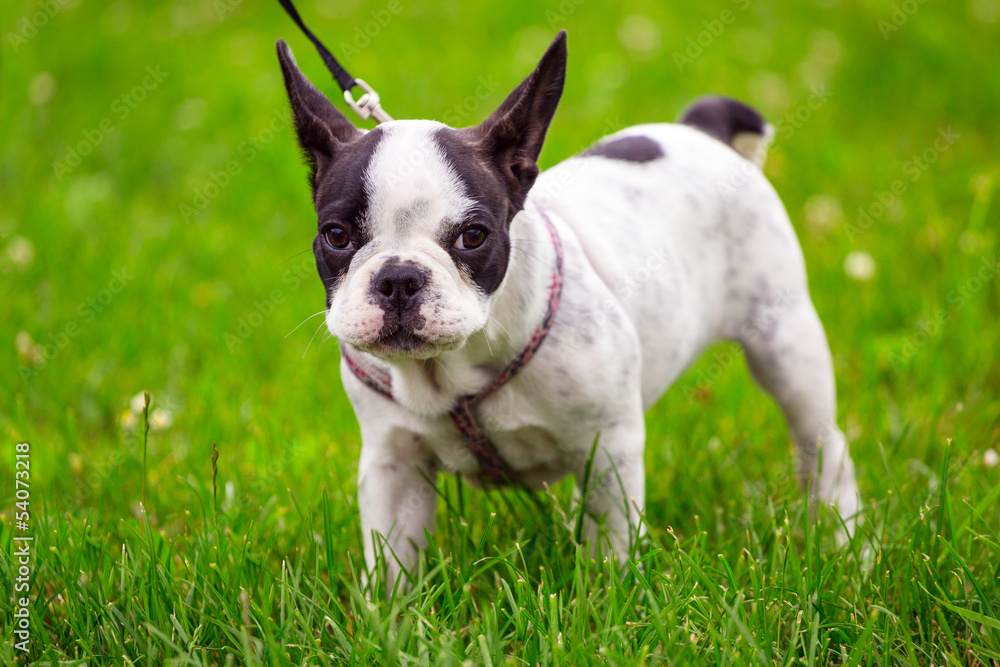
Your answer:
678;96;766;146
581;135;664;163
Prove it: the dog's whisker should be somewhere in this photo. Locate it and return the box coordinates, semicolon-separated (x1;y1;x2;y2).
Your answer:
483;330;495;356
510;243;547;257
510;246;548;265
510;238;551;249
302;320;328;358
512;250;545;263
434;357;453;381
286;310;328;338
487;315;513;345
282;248;314;262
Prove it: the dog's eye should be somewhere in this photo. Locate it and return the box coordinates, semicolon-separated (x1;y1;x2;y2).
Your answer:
324;227;352;250
454;227;488;250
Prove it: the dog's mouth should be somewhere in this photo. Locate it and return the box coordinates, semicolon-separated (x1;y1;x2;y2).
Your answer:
376;326;426;353
354;327;465;359
334;300;471;359
358;324;461;359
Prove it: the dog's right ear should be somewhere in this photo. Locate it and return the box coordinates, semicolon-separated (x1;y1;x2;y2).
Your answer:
276;39;362;186
473;31;567;216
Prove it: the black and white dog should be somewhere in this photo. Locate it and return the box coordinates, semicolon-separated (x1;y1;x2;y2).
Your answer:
276;31;859;584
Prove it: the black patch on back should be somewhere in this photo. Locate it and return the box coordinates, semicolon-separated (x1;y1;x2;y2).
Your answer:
311;127;385;305
678;95;766;147
580;135;664;162
432;127;513;296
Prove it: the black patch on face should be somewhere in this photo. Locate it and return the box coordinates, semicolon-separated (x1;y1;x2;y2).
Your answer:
432;127;513;296
580;135;664;163
310;128;385;305
677;95;767;147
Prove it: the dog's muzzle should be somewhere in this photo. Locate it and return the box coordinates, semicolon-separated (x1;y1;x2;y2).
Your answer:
370;260;430;352
373;262;426;313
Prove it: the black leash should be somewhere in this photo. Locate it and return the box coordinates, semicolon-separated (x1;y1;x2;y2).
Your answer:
276;0;393;123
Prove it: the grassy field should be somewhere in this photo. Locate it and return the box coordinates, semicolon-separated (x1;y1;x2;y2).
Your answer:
2;0;999;663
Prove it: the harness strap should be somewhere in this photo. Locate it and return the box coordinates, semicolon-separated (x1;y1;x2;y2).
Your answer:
343;204;565;483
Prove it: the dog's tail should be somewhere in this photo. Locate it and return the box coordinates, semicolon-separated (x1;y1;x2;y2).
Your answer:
678;96;773;169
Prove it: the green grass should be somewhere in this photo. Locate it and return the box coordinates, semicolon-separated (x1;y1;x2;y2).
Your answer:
2;0;999;663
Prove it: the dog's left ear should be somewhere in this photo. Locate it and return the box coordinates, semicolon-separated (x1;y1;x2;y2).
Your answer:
476;31;567;211
276;39;362;187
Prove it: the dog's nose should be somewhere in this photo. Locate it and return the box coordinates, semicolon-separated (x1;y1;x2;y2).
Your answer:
373;263;427;312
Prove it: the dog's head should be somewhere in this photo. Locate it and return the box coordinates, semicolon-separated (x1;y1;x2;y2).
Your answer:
276;32;566;359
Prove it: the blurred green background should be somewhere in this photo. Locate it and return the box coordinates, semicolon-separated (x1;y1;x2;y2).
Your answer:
1;0;999;661
3;0;997;493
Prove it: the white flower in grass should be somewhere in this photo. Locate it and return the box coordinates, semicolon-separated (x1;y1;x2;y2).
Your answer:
15;331;35;358
844;251;876;282
129;391;147;414
984;448;999;469
29;72;57;106
5;236;35;270
804;194;843;237
150;408;173;431
120;410;138;431
618;15;661;60
971;0;1000;24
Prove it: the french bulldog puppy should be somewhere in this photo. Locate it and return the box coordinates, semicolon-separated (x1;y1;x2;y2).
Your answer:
276;30;859;586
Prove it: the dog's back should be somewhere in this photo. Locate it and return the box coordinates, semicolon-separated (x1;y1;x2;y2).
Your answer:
529;103;802;404
524;100;858;531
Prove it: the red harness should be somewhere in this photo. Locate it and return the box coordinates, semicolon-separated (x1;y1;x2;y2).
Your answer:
342;204;565;483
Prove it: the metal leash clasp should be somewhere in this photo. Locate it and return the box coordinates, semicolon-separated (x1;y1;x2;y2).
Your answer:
344;79;393;124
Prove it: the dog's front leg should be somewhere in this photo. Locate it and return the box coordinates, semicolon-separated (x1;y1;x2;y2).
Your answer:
574;418;647;563
357;434;437;593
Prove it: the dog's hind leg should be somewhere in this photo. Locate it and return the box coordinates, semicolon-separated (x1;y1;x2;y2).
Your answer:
736;294;860;535
573;412;647;563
